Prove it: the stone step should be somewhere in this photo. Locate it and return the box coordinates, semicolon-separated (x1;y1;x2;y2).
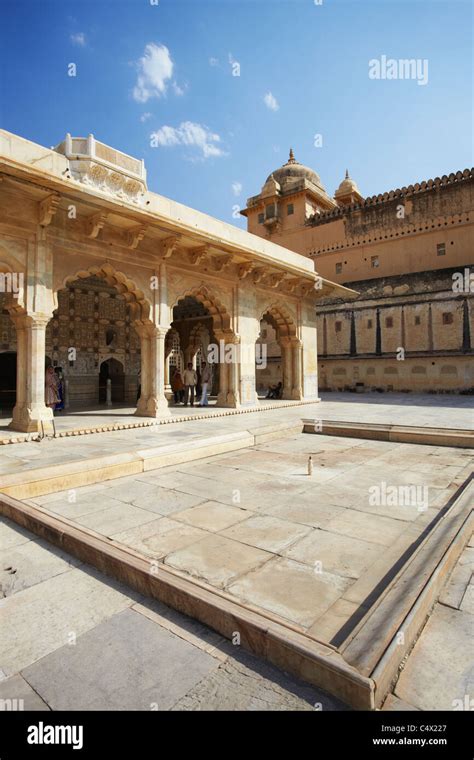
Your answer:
302;419;474;448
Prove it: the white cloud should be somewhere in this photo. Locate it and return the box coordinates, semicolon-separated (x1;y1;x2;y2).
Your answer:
70;32;86;47
264;92;279;111
172;81;185;96
140;112;152;123
133;43;174;103
150;121;226;159
232;181;242;196
209;57;219;67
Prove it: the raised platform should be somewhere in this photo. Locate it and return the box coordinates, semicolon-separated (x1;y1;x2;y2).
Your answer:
0;399;315;445
1;391;472;445
1;413;473;709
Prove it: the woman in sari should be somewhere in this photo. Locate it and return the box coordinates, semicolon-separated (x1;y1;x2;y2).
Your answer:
45;366;60;410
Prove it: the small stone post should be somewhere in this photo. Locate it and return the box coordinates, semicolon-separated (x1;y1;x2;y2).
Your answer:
106;378;112;407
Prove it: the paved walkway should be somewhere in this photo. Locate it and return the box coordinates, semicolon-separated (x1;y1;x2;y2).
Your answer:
1;393;473;443
0;393;472;479
0;517;346;711
384;531;474;711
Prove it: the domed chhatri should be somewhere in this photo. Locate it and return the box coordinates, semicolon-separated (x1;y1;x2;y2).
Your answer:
336;169;360;194
265;148;325;191
241;146;338;227
334;169;363;205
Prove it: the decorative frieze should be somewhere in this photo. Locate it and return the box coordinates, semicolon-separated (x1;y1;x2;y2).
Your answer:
54;134;147;206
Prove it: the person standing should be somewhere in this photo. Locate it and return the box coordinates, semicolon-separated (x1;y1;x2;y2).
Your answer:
171;368;184;404
199;362;211;407
136;367;141;403
183;362;197;406
196;365;202;399
55;368;65;412
45;366;59;410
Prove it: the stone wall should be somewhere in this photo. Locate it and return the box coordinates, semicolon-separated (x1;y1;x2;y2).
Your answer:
317;268;473;393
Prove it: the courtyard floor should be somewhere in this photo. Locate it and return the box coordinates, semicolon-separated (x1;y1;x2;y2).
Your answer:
0;393;472;709
1;513;472;710
0;392;472;478
0;517;345;711
22;432;474;643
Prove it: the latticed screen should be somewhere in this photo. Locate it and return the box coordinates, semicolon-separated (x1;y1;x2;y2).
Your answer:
168;332;183;373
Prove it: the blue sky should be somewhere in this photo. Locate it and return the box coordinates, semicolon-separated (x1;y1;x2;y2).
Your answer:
1;0;472;227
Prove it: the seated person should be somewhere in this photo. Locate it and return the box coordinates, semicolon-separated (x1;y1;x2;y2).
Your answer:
266;381;282;399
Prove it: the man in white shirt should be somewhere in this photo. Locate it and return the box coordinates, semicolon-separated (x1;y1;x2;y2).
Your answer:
183;362;198;406
199;362;211;407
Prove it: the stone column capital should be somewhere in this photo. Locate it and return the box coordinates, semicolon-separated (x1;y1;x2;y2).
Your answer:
11;312;52;329
148;324;170;340
27;313;52;328
133;321;170;340
214;329;239;344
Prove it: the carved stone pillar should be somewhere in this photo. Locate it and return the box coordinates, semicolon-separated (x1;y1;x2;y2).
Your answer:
290;338;304;400
9;312;55;433
216;356;228;406
280;337;293;400
227;341;240;407
134;322;151;416
215;333;240;408
146;325;171;417
238;317;260;407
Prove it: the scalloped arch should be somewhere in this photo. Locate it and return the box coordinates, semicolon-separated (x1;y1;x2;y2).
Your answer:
189;321;211;342
0;246;27;313
171;284;231;333
57;263;152;320
259;302;298;339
